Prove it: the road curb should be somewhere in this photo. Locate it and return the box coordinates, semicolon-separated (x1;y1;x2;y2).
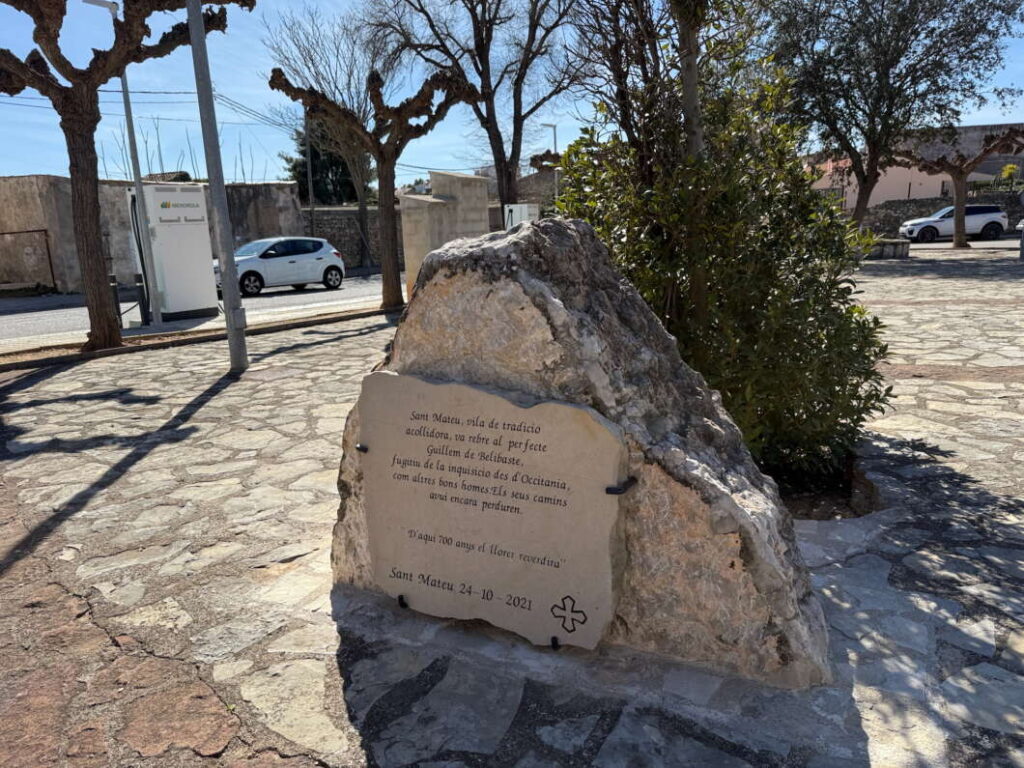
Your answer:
0;304;398;373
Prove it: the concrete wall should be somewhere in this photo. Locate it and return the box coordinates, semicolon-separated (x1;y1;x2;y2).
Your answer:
0;175;303;293
518;167;558;207
0;175;80;291
399;171;491;296
301;206;404;271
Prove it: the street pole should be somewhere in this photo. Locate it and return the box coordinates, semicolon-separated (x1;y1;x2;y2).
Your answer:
541;122;559;201
186;0;248;373
305;109;316;236
83;0;161;326
553;124;558;202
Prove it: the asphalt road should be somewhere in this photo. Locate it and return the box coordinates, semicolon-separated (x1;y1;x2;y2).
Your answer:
0;272;395;343
2;233;1020;347
908;234;1022;251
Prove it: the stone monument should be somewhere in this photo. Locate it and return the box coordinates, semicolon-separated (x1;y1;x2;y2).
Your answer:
333;218;831;688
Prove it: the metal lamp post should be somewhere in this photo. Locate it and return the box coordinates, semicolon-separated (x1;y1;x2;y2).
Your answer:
540;122;559;202
83;0;162;326
186;0;248;373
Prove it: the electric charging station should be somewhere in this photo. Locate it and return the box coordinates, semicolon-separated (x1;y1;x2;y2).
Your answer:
128;183;219;322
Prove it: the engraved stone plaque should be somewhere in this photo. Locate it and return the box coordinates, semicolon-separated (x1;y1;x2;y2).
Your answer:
357;371;629;648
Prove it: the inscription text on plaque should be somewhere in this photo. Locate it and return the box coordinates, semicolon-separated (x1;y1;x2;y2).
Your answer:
357;372;628;648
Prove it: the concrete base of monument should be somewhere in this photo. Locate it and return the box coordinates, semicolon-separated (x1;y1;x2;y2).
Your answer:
328;583;863;765
332;217;832;689
324;437;972;767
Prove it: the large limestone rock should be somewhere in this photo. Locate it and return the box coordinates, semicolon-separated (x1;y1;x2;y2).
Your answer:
332;218;831;688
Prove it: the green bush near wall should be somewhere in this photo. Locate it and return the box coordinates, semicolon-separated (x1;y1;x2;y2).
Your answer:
559;83;891;488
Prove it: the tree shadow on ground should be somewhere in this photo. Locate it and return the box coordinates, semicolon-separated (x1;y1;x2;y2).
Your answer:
0;371;238;579
248;318;397;364
822;432;1024;764
0;387;160;415
0;317;399;581
858;254;1024;283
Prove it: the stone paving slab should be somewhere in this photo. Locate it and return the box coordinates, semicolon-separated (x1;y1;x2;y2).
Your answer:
0;246;1023;766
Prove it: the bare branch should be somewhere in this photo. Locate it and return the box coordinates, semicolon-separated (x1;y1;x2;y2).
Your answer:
368;0;580;205
269;68;378;156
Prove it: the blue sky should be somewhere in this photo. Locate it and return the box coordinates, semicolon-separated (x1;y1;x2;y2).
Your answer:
0;1;1022;186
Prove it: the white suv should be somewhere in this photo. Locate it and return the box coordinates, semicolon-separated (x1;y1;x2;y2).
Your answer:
899;205;1008;243
214;237;346;296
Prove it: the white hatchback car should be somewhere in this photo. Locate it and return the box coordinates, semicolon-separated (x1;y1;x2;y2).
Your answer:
215;237;346;296
899;205;1007;243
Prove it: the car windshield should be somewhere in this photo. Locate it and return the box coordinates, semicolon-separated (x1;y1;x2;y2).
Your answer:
234;239;275;257
930;207;953;218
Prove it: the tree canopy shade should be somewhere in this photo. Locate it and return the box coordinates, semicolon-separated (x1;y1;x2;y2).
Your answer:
773;0;1024;224
0;0;255;350
369;0;580;207
269;65;475;309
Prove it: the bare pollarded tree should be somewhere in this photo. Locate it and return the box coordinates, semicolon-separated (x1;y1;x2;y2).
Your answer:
264;5;396;269
270;64;475;309
0;0;255;350
898;126;1024;248
370;0;580;208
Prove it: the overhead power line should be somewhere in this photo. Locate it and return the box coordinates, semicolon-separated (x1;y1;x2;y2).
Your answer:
98;88;197;94
9;95;198;105
0;98;266;126
397;162;483;172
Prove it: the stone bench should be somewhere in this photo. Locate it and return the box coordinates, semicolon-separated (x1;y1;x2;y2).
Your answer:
866;238;911;260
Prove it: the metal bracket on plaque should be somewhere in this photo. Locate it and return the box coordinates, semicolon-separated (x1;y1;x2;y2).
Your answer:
605;476;637;495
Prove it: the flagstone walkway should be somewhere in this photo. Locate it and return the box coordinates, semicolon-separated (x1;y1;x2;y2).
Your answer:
1;246;1022;767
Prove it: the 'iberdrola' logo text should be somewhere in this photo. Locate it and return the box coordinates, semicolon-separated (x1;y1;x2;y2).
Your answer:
160;201;200;209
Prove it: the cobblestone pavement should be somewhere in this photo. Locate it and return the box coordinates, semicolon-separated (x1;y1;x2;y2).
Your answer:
1;247;1023;766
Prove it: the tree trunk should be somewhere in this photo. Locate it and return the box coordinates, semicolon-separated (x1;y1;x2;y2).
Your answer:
62;109;122;351
376;159;404;309
678;23;704;159
851;173;880;227
669;0;706;159
488;128;517;208
951;171;970;248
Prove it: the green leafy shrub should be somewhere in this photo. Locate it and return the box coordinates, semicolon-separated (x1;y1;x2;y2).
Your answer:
559;79;890;487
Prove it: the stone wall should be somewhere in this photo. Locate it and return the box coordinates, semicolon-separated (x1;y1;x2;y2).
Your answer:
225;182;305;246
302;206;404;271
0;175;304;293
863;190;1024;236
518;167;557;206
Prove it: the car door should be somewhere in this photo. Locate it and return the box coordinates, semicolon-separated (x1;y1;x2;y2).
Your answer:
259;240;295;286
295;239;325;282
937;209;955;237
962;206;979;235
304;239;330;282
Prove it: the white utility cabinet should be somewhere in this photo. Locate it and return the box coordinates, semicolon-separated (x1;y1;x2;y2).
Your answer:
502;203;540;229
129;183;219;321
